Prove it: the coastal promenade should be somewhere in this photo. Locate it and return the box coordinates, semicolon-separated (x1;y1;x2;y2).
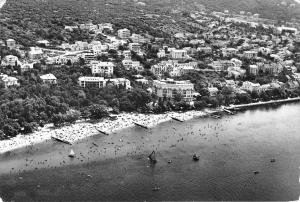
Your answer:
227;97;300;110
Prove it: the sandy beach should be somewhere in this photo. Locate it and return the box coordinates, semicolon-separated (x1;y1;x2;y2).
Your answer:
1;96;300;155
0;110;208;154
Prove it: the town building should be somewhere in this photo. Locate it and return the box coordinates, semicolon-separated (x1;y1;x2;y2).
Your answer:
106;78;131;89
243;51;258;59
117;28;131;39
153;79;194;101
131;34;146;43
170;49;188;59
40;74;57;84
157;50;166;58
197;47;212;54
37;40;50;47
129;43;141;53
1;55;19;67
0;74;19;88
241;81;261;92
6;39;16;49
81;53;95;63
249;65;259;76
222;48;238;57
123;50;131;59
78;77;106;88
21;63;34;73
208;87;219;96
90;61;114;77
28;47;44;60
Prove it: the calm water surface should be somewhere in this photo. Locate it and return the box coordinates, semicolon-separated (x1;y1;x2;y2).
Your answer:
0;103;300;201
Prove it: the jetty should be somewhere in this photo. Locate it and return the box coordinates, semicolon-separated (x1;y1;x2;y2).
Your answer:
133;122;149;129
51;136;72;145
171;117;184;122
95;128;110;136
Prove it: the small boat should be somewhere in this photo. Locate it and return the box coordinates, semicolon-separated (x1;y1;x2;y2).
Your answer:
193;154;200;161
68;149;75;158
148;151;157;164
270;158;276;163
253;171;260;175
211;115;221;119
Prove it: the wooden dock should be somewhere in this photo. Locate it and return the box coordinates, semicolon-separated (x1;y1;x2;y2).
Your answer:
51;136;72;145
133;122;149;129
171;117;184;122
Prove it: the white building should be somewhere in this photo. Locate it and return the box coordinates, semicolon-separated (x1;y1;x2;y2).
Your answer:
208;87;219;96
40;74;57;84
241;81;260;92
78;77;106;88
129;43;141;53
1;55;19;66
118;28;131;39
28;47;44;60
231;58;243;67
37;40;50;47
131;34;146;43
170;49;188;59
81;53;95;63
157;49;166;58
153;79;194;101
123;50;131;59
90;61;114;77
21;63;34;72
197;47;212;54
249;65;259;76
6;39;16;49
0;74;19;88
243;51;258;59
222;48;237;57
106;78;131;89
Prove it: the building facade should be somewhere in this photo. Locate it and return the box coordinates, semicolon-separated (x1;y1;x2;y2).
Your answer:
153;79;194;101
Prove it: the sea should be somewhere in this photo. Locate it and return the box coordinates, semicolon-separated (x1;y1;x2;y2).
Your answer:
0;103;300;201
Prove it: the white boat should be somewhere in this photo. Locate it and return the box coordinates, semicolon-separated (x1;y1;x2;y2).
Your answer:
68;149;75;158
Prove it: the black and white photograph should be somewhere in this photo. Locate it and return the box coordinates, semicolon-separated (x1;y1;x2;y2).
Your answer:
0;0;300;201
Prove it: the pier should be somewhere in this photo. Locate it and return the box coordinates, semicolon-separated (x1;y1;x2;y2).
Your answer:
51;136;72;145
133;122;149;129
171;117;185;122
95;128;110;136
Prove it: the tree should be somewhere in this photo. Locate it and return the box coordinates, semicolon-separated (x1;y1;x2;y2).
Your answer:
23;122;38;134
3;124;18;137
89;104;109;120
236;93;252;104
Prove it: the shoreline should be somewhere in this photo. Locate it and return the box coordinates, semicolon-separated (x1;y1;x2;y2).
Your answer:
0;110;208;154
0;97;300;155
